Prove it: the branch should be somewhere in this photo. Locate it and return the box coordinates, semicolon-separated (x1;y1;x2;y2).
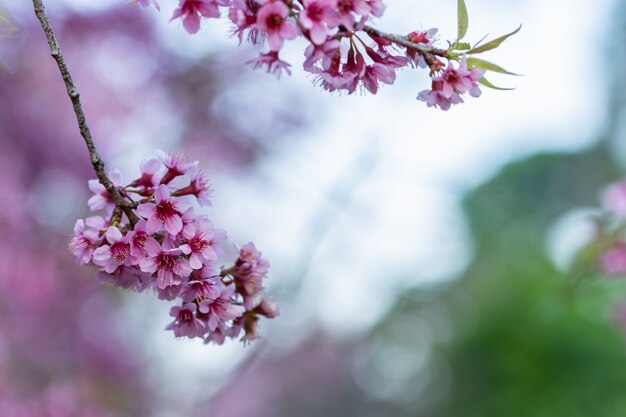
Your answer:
32;0;139;225
362;24;448;66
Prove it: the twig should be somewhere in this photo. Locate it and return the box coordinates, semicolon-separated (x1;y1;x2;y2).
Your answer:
32;0;139;225
362;24;448;66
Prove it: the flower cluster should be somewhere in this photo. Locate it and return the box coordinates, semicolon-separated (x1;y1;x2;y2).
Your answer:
132;0;519;109
70;151;279;344
417;56;485;110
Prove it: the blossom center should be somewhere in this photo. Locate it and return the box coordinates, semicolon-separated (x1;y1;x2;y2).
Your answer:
111;242;129;262
155;200;179;220
190;237;208;253
267;14;284;29
158;254;176;271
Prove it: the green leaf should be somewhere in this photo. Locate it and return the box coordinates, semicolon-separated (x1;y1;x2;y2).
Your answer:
458;0;469;40
467;24;521;54
466;57;520;75
455;42;472;51
478;77;515;91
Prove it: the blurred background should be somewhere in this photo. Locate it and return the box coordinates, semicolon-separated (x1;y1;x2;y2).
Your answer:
2;0;626;415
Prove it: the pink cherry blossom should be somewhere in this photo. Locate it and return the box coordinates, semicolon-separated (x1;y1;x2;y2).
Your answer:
73;151;278;344
136;185;188;236
139;238;192;288
231;242;270;309
130;158;163;190
87;170;123;213
171;0;224;35
166;303;206;338
246;51;293;78
601;179;626;218
180;217;227;269
299;0;337;45
69;219;102;265
255;2;299;51
417;79;464;110
157;150;199;184
200;284;245;329
96;266;151;292
601;245;626;275
92;226;136;273
127;219;149;257
173;170;213;207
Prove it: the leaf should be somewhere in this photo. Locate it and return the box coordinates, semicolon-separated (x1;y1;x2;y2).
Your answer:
458;0;469;40
466;57;520;75
478;77;515;91
454;42;472;51
467;24;521;54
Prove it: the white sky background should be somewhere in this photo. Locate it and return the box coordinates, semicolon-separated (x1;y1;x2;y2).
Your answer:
13;0;620;414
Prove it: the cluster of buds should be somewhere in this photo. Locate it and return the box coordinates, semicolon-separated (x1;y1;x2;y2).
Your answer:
70;151;279;344
132;0;519;109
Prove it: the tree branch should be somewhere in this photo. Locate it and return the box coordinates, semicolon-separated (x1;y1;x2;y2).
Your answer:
32;0;139;225
362;24;448;66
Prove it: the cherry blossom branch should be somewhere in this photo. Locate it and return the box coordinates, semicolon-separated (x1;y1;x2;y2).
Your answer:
362;24;448;57
32;0;139;225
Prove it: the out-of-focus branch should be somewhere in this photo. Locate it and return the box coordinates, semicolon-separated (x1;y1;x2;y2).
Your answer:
32;0;139;225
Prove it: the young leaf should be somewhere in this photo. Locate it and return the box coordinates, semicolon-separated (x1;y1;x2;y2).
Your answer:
458;0;469;40
466;57;520;75
468;24;521;54
478;77;515;91
454;42;472;51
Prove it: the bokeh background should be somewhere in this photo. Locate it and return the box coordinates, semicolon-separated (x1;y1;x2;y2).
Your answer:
2;0;626;415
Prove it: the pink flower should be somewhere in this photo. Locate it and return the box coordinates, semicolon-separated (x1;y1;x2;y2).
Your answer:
92;226;136;273
407;29;437;68
299;0;337;45
157;150;199;184
182;276;222;312
166;303;206;338
136;185;189;236
228;0;262;44
87;170;123;213
180;217;227;269
96;266;151;292
171;0;224;34
200;284;245;330
255;2;299;51
130;158;163;189
303;37;340;72
360;62;396;94
601;179;626;218
231;242;270;309
417;79;463;110
247;51;293;78
132;0;160;11
335;0;370;30
255;296;280;318
69;219;103;265
600;245;626;275
173;170;213;207
441;56;484;98
139;238;192;288
127;219;149;257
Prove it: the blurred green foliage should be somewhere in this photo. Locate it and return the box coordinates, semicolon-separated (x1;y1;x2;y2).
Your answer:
373;145;626;416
